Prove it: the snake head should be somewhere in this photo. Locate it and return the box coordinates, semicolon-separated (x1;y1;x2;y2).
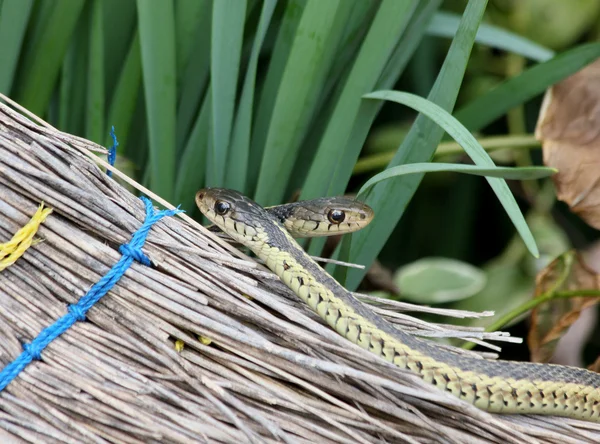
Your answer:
196;188;269;241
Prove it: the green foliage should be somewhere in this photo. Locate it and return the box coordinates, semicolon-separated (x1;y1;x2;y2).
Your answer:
1;0;599;354
395;257;487;304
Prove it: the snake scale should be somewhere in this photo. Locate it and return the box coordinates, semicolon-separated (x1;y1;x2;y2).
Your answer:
196;188;600;422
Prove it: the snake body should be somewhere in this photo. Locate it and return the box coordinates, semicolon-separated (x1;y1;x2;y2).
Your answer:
196;188;600;422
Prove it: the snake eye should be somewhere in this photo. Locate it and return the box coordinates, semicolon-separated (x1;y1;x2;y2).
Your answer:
327;209;345;224
214;200;231;216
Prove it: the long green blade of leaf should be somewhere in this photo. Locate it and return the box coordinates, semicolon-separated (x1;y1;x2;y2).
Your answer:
254;0;351;205
207;0;246;187
137;0;176;200
175;0;211;154
316;0;443;202
300;0;418;201
102;0;137;96
285;1;379;195
455;42;600;132
59;10;89;135
428;11;554;62
337;0;489;290
15;0;86;115
304;0;442;257
247;0;306;194
0;0;33;94
86;0;105;144
106;31;141;150
360;163;555;195
175;0;210;78
175;91;211;210
226;0;276;192
362;90;539;256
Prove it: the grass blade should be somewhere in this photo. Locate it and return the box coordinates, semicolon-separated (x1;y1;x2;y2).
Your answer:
247;0;306;194
336;0;489;290
300;0;418;201
102;0;136;95
106;32;141;150
175;0;211;78
15;0;86;116
455;42;600;132
86;0;105;144
254;0;353;205
136;0;176;200
318;0;443;201
175;0;211;154
428;11;554;62
360;163;555;194
225;0;277;192
361;90;539;257
175;90;211;211
304;0;442;257
207;0;247;187
0;0;33;94
59;10;89;135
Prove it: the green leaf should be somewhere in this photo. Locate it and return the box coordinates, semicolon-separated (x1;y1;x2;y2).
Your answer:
305;0;442;258
59;9;89;135
0;0;33;94
207;0;246;187
300;0;418;201
456;42;600;132
175;90;211;211
175;0;211;78
175;0;211;154
86;0;105;144
102;0;137;95
106;31;141;150
335;0;488;291
248;0;306;194
308;0;443;209
254;0;352;205
360;90;539;257
226;0;276;192
395;257;487;304
428;11;554;62
359;162;555;195
15;0;86;115
136;0;176;200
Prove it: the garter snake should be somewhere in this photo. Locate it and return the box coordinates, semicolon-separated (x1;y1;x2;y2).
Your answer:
196;188;600;422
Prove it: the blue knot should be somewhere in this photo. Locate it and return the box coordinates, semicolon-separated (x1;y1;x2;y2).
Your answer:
68;304;86;322
119;243;151;266
22;343;42;361
0;196;181;393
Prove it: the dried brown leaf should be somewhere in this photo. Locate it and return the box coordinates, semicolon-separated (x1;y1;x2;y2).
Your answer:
536;59;600;229
528;251;600;362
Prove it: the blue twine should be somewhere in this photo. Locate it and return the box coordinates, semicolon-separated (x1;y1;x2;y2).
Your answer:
0;197;182;392
106;126;118;177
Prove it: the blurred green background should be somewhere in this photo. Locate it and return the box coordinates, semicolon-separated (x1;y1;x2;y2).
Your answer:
1;0;599;364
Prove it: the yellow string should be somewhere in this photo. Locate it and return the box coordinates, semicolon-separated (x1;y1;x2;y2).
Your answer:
0;203;52;271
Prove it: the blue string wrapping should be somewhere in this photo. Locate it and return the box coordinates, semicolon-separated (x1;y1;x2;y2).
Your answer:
0;197;182;391
106;126;118;177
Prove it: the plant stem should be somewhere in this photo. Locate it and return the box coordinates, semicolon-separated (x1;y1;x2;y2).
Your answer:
353;134;540;174
462;253;600;350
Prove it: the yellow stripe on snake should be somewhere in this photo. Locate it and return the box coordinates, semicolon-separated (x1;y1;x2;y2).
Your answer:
196;188;600;422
